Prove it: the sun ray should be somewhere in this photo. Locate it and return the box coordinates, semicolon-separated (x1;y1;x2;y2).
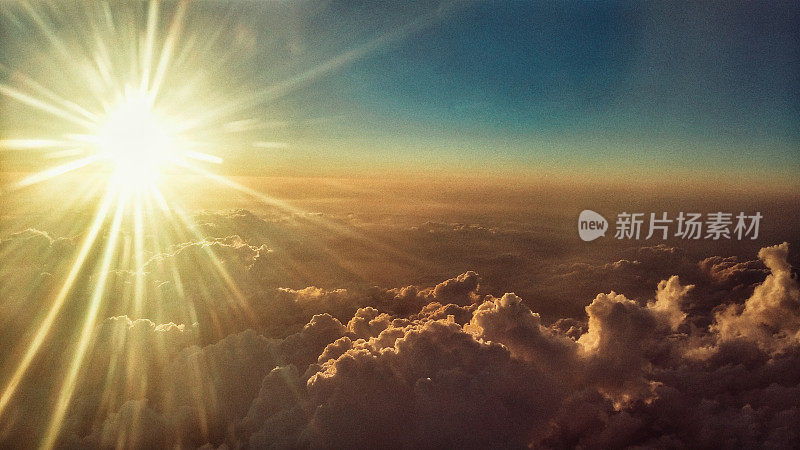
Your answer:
0;187;116;421
0;84;96;130
12;154;101;190
0;4;456;443
19;2;75;65
184;150;223;164
176;1;462;133
147;0;187;102
0;64;100;123
139;0;160;94
180;162;430;270
43;149;86;161
132;189;146;317
0;139;76;150
146;185;200;327
153;186;258;326
87;17;117;94
41;185;126;450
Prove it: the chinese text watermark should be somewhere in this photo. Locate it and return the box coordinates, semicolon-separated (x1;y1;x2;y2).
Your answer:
578;210;761;242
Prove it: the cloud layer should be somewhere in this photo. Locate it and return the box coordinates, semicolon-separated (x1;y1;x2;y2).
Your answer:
1;209;799;448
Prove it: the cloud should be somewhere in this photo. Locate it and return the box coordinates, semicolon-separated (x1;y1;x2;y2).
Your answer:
345;306;392;340
0;229;74;331
162;329;282;446
240;365;307;448
88;400;168;449
713;242;800;353
466;292;579;377
2;209;799;448
649;275;693;330
302;318;560;448
431;270;480;305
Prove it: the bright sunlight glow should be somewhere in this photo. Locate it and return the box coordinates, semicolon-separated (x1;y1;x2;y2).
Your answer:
96;91;178;185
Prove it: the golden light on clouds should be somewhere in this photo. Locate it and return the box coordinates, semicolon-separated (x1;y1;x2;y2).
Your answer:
0;3;464;446
3;1;797;448
0;2;260;446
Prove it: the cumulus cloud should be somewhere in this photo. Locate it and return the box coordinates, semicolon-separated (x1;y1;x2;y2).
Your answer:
466;292;579;378
88;400;168;449
713;242;800;352
0;229;75;334
2;207;799;449
302;317;559;448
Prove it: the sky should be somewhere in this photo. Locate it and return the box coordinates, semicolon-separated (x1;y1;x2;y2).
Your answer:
1;0;798;178
221;0;800;175
1;2;800;448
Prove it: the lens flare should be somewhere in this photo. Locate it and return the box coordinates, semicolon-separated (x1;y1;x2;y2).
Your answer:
96;90;178;185
0;2;453;447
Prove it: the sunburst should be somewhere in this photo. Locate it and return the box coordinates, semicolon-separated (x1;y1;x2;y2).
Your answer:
0;1;456;447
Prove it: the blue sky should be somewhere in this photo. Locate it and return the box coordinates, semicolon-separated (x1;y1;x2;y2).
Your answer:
250;0;799;175
1;0;798;177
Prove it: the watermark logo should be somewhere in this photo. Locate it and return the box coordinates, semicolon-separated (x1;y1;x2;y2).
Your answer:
578;210;608;241
579;210;762;241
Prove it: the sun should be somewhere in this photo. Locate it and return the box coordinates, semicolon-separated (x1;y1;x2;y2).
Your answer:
95;90;180;186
